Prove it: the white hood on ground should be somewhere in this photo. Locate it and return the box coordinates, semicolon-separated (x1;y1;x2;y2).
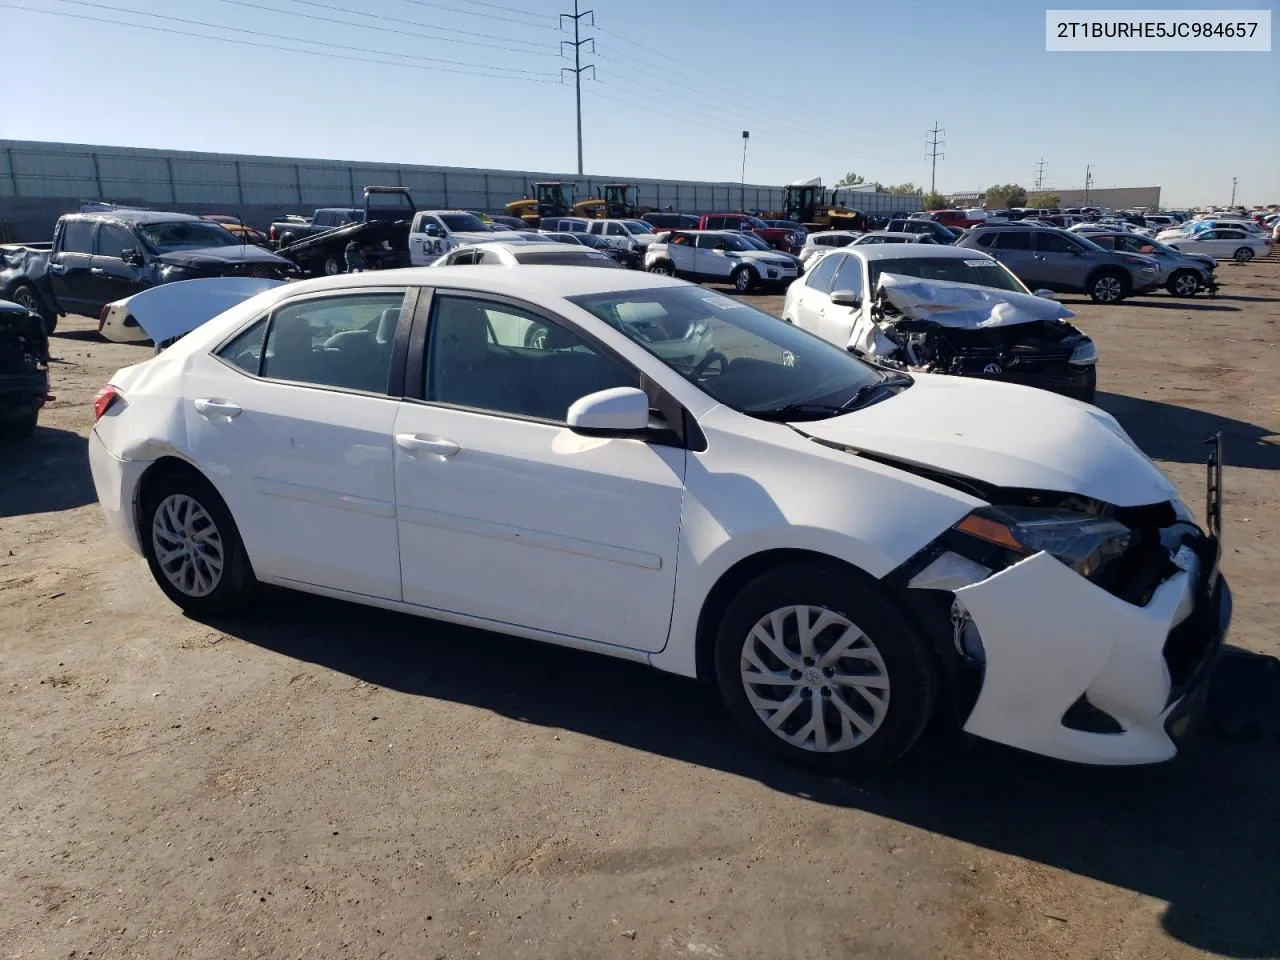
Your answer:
794;374;1176;507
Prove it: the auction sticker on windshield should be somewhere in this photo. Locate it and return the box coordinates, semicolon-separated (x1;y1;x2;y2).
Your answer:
965;260;999;267
701;295;744;309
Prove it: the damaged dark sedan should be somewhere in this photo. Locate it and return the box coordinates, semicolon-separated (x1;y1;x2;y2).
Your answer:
783;245;1097;403
0;298;50;439
0;209;295;333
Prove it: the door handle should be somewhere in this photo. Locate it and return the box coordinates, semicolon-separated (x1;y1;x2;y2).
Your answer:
194;398;243;418
395;433;460;458
90;267;106;276
48;263;67;274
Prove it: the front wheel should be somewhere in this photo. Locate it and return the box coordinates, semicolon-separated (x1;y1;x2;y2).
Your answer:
714;563;938;774
1167;271;1201;297
1089;270;1129;304
732;266;756;294
140;470;256;615
647;260;675;277
1234;247;1255;262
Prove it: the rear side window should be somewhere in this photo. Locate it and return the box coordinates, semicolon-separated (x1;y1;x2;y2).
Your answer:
60;219;95;254
805;253;843;292
994;231;1032;250
705;216;726;229
217;319;269;374
256;292;405;393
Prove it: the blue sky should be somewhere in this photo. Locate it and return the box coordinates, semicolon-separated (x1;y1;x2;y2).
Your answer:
4;0;1277;206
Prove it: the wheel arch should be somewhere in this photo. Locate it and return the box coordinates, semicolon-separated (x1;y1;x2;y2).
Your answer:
132;455;227;548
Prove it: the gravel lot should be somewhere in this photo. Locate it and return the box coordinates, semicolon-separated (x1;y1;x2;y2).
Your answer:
3;257;1278;960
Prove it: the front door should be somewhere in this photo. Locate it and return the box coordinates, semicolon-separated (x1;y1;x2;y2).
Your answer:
694;234;736;280
183;288;409;599
392;291;685;652
793;252;843;335
88;221;150;312
1030;229;1087;290
818;254;865;347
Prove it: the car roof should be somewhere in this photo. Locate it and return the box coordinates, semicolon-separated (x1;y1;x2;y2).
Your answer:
66;209;203;225
276;265;688;300
845;244;993;262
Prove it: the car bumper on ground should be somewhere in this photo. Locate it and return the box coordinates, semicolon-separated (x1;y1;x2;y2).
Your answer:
950;528;1228;765
88;429;150;556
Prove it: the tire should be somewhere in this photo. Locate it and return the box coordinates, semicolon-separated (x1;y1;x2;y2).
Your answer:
278;233;298;248
1233;247;1254;263
714;563;938;775
1089;270;1129;304
140;469;256;616
524;324;549;349
0;407;38;440
1166;270;1201;297
647;260;675;277
9;283;56;335
322;255;344;276
732;266;756;294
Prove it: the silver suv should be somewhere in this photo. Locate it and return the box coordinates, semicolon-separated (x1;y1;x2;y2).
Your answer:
957;224;1161;303
1084;232;1219;297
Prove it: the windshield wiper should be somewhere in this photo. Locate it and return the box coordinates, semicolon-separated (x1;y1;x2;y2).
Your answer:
844;374;912;410
745;402;851;422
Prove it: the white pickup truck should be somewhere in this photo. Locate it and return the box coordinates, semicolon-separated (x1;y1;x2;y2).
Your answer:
407;210;529;265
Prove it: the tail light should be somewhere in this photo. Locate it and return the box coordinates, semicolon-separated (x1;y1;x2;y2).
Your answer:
268;225;277;242
93;385;120;421
98;305;110;332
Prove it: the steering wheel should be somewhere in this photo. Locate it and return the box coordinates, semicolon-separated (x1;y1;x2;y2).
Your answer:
693;350;727;379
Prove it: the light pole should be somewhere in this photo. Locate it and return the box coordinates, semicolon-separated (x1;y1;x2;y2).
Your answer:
1230;177;1238;207
740;131;750;211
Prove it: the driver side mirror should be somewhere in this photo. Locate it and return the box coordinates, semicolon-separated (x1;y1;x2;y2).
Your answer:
830;289;863;309
566;387;651;436
122;249;144;267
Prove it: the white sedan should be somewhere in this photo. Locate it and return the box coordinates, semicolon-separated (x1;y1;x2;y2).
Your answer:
1163;228;1271;262
798;230;862;271
89;267;1229;773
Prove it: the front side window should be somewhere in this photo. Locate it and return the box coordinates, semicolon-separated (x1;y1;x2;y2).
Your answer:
831;256;863;296
254;292;404;393
568;286;886;418
1033;231;1076;254
426;295;637;421
440;213;487;232
805;253;843;291
94;223;137;259
606;223;626;236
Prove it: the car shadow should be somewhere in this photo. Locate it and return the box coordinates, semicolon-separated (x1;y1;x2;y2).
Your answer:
0;425;95;516
1124;298;1241;312
1216;293;1280;304
1097;392;1280;470
210;591;1279;959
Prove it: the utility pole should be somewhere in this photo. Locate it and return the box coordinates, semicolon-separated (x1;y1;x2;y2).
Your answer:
559;1;595;176
741;131;749;210
1230;176;1238;207
925;122;945;194
1034;158;1047;192
1084;164;1094;205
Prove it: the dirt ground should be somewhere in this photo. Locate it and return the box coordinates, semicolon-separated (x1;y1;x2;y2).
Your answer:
2;256;1278;960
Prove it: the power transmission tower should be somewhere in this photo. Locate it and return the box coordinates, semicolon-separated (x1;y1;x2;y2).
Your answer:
1034;158;1047;191
560;1;595;176
925;122;945;194
1084;164;1094;205
1230;176;1238;206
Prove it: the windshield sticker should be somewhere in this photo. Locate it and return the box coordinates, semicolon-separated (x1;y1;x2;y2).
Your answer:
701;295;745;309
586;252;610;259
965;259;998;267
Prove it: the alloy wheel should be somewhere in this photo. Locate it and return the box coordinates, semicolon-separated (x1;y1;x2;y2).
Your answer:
739;605;890;753
1094;275;1123;302
151;494;225;598
1234;247;1254;262
1173;273;1200;297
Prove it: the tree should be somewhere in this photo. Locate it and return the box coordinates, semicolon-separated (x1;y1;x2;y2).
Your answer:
836;172;865;187
884;183;921;196
1027;192;1061;209
921;191;947;210
985;183;1027;208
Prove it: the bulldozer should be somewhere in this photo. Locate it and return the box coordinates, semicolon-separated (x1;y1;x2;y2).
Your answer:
571;183;649;219
505;181;575;226
769;178;866;232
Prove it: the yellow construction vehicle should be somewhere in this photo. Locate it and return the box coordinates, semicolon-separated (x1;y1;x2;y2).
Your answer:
769;178;866;232
571;183;649;219
505;181;576;226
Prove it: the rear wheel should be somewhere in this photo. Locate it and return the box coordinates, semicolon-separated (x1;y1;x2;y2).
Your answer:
9;283;55;334
714;563;937;774
1089;270;1129;304
322;254;344;276
1233;247;1254;262
140;469;256;615
647;260;675;277
1167;271;1201;297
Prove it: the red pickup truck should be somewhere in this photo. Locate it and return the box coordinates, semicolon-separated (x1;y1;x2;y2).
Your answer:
696;214;803;253
928;209;987;229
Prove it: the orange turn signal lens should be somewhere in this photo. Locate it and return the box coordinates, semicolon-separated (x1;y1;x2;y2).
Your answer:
955;513;1026;552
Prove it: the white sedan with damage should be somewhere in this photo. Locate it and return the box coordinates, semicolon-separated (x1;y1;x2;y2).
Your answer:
88;268;1230;772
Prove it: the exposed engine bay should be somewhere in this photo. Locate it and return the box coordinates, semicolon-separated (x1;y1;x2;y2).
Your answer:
0;299;50;438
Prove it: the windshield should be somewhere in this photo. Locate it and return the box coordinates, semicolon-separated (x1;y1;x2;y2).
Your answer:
576;233;613;249
1070;233;1106;252
568;286;886;416
440;213;487;232
512;250;621;267
138;220;240;251
621;220;653;235
712;233;754;252
866;255;1028;293
736;233;771;250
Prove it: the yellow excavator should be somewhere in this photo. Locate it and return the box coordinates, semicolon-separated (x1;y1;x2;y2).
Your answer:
505;181;575;226
769;178;866;232
571;183;649;219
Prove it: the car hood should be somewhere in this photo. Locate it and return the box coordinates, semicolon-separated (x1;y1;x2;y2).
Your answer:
157;246;290;267
793;374;1176;507
737;250;795;263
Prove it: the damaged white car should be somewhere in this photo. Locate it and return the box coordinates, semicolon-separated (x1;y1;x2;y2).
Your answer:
784;245;1098;403
89;268;1228;773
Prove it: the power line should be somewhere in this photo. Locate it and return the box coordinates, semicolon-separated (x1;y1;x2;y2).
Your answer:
393;0;558;29
434;0;558;16
213;0;560;54
925;122;945;194
1034;158;1047;191
560;0;595;176
3;2;562;82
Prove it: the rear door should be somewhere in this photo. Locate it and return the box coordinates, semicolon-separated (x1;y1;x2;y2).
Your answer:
48;218;97;317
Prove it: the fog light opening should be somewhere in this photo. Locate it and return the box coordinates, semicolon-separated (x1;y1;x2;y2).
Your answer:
951;600;985;667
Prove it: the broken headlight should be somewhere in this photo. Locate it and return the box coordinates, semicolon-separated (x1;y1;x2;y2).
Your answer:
1069;340;1097;366
955;506;1131;578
